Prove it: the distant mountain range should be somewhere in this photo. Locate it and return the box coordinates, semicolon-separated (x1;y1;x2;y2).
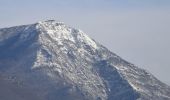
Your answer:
0;20;170;100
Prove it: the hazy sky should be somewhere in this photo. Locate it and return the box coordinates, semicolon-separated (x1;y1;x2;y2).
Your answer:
0;0;170;85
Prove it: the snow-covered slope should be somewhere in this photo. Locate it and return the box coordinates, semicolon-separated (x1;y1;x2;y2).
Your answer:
0;20;170;100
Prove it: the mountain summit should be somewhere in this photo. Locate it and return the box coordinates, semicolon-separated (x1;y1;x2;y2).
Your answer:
0;20;170;100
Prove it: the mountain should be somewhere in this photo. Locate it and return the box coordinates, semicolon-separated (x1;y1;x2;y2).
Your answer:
0;20;170;100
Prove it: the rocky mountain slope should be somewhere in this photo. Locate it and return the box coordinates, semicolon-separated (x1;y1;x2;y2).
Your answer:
0;20;170;100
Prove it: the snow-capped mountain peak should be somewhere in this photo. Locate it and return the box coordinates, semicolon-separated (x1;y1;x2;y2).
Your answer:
36;20;97;49
0;20;170;100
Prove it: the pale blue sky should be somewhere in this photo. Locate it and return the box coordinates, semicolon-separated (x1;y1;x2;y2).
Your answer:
0;0;170;85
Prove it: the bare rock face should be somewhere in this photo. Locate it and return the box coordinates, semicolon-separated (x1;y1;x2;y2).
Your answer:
0;20;170;100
